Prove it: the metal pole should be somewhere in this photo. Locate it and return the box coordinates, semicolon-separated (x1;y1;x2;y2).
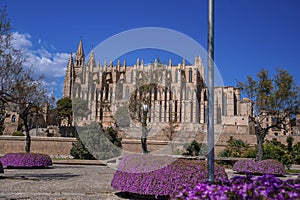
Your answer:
207;0;215;182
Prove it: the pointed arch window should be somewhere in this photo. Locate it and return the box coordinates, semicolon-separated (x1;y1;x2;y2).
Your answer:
125;86;130;99
189;68;193;83
222;92;227;116
131;71;134;83
11;115;16;123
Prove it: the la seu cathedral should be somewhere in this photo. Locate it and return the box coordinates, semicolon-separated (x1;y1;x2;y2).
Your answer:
4;39;298;137
63;39;256;136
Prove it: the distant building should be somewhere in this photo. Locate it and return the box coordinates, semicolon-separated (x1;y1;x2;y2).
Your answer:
259;110;299;136
63;40;253;135
2;103;48;135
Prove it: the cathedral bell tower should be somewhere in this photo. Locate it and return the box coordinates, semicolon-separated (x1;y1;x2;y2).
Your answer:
75;39;85;67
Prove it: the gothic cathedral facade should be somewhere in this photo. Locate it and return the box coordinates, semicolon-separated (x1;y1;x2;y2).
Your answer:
63;40;253;134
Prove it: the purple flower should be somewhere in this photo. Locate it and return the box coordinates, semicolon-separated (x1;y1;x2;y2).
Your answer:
0;153;52;168
111;155;228;197
172;174;300;200
232;159;285;176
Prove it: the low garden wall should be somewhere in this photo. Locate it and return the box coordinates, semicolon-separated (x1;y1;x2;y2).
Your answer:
0;136;77;158
1;135;299;158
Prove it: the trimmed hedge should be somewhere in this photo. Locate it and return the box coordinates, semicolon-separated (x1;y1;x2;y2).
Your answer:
232;159;285;176
111;154;228;197
0;153;52;168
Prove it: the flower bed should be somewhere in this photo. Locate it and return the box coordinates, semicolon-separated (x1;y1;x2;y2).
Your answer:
0;153;52;168
232;159;285;176
111;154;228;197
172;174;300;199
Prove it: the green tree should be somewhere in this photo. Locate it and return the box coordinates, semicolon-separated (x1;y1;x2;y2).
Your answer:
56;97;73;126
56;97;91;126
72;97;91;121
238;68;300;161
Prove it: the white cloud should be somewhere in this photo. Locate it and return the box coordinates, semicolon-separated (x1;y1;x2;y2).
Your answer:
12;32;32;49
25;51;69;78
12;32;69;98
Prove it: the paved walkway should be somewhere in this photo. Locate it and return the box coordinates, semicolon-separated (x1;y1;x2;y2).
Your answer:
0;163;298;199
0;164;126;200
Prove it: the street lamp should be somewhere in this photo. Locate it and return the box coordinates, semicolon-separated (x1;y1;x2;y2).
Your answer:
207;0;215;182
141;102;150;154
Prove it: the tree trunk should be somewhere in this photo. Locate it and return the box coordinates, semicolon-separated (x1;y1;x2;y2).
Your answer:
23;118;31;153
25;129;31;153
20;107;31;153
255;125;267;161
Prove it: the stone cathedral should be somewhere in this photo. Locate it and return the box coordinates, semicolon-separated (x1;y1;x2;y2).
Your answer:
63;40;253;135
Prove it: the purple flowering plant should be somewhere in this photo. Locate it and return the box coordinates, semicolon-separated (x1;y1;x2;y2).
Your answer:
172;174;300;200
232;159;285;176
0;153;52;168
111;154;228;197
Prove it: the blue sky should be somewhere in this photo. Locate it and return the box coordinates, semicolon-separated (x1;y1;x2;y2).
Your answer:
1;0;299;98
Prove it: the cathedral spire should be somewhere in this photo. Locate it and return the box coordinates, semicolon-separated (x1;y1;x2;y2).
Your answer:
63;53;74;98
77;38;84;56
75;39;85;67
88;48;96;67
68;53;74;68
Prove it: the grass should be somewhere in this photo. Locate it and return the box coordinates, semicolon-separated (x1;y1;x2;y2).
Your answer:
51;157;73;160
285;169;300;174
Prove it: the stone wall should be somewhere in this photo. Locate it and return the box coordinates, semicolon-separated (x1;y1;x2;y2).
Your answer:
1;135;300;158
0;136;76;158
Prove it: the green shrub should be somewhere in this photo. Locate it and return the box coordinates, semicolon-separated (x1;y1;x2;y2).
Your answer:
219;137;250;158
263;139;293;168
183;140;207;156
244;147;257;158
71;122;122;160
292;142;300;164
12;131;25;136
218;137;251;167
70;140;95;160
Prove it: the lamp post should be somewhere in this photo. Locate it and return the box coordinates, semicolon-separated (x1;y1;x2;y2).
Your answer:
207;0;215;182
141;102;150;154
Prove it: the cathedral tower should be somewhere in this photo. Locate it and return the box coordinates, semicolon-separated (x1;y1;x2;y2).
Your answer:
63;53;74;98
75;39;85;67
